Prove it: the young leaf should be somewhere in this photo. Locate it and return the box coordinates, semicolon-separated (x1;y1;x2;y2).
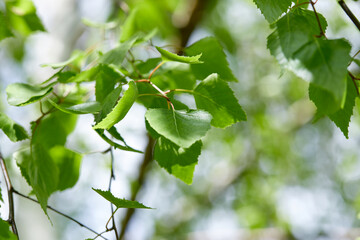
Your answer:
252;0;293;23
49;146;82;191
48;100;102;115
99;38;137;65
185;37;237;82
194;73;246;128
0;112;29;142
154;137;202;185
0;218;17;240
155;46;202;64
145;109;212;148
95;86;122;123
6;83;54;106
329;76;357;138
93;81;138;129
5;0;45;37
93;189;153;209
41;51;84;69
95;129;142;153
15;145;60;215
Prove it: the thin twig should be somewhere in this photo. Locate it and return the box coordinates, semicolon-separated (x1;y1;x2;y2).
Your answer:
12;190;108;240
118;1;208;239
118;135;155;240
0;151;19;238
310;0;326;37
338;0;360;32
107;148;119;239
349;71;360;95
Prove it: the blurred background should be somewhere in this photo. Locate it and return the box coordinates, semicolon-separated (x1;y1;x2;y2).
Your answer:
1;0;360;239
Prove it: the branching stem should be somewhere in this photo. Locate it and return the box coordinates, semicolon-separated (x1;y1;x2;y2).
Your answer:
310;0;326;38
0;151;19;238
13;190;108;240
338;0;360;32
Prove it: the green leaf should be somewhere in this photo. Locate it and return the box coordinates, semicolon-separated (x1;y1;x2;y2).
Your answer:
95;66;121;103
6;83;54;106
0;218;17;240
95;86;122;123
0;11;14;41
194;73;246;128
329;76;357;138
0;112;29;142
15;145;59;214
309;84;339;115
49;146;82;191
100;38;137;65
252;0;293;23
5;0;45;37
267;10;351;105
275;9;328;58
145;109;211;148
93;81;138;129
48;100;101;115
154;137;202;185
185;37;237;82
32;111;77;149
41;51;84;69
155;46;202;64
93;188;153;209
95;129;142;153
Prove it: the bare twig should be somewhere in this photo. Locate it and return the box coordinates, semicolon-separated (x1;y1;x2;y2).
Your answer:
118;1;208;239
119;135;155;240
12;190;108;240
338;0;360;32
0;151;19;237
310;0;326;37
107;147;119;239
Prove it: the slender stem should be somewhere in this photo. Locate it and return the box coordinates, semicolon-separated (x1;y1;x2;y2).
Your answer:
0;152;19;238
310;0;326;37
349;71;360;95
108;148;119;239
148;61;165;79
118;135;155;240
338;0;360;32
12;190;108;240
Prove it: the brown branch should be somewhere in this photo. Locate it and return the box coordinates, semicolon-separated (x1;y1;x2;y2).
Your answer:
119;135;155;240
12;190;108;240
0;151;19;238
310;0;326;38
338;0;360;32
118;1;208;239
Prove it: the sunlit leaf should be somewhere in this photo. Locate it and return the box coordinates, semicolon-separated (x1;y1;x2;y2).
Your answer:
145;109;211;148
0;112;29;142
155;46;202;64
194;73;246;128
48;100;101;115
185;37;237;82
6;83;54;106
93;81;138;129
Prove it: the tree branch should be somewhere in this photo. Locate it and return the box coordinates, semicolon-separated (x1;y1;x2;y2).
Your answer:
118;1;208;239
12;190;108;240
338;0;360;32
0;151;19;238
107;147;119;239
118;135;155;240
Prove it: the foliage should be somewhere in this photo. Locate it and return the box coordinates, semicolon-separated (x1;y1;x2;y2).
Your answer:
0;0;360;239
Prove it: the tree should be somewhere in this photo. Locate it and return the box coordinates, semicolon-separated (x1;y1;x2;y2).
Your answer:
1;0;360;239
